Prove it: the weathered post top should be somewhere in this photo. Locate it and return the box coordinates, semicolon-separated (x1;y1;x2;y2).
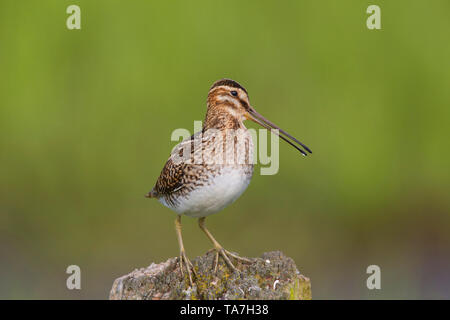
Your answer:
110;251;311;300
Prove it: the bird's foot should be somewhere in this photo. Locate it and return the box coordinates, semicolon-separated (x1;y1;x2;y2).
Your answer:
178;250;196;286
209;245;251;274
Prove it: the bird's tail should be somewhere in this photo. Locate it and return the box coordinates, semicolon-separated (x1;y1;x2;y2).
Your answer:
145;188;158;198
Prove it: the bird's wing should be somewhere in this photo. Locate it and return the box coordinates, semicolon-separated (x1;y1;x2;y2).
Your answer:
148;132;202;198
150;157;188;197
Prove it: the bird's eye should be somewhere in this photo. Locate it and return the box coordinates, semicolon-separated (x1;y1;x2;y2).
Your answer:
230;91;238;96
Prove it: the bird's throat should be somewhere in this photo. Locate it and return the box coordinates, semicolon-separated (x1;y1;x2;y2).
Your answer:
203;106;245;130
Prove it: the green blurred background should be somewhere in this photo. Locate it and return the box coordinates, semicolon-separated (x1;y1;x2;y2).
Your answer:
1;0;449;299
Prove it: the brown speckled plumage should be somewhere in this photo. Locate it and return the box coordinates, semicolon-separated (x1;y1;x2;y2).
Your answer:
147;79;254;211
150;128;253;208
146;79;311;284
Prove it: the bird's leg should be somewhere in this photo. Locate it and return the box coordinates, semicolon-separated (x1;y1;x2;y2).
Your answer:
198;217;251;273
175;215;195;286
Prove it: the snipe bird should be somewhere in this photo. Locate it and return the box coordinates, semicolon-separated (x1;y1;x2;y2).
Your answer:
146;79;311;285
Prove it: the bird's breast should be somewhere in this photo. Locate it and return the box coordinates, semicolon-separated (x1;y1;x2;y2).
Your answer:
158;128;254;217
168;165;253;217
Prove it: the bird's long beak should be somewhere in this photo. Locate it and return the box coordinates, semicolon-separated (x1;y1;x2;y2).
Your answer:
246;106;312;156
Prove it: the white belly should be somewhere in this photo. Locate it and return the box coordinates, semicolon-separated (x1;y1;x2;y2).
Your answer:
160;167;252;218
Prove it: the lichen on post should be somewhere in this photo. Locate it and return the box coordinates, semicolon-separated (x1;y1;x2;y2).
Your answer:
109;251;311;300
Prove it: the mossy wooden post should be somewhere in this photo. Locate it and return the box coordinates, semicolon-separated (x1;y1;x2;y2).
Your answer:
109;251;311;300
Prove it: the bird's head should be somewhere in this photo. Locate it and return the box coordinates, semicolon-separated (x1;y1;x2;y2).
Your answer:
207;78;251;122
205;78;312;156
